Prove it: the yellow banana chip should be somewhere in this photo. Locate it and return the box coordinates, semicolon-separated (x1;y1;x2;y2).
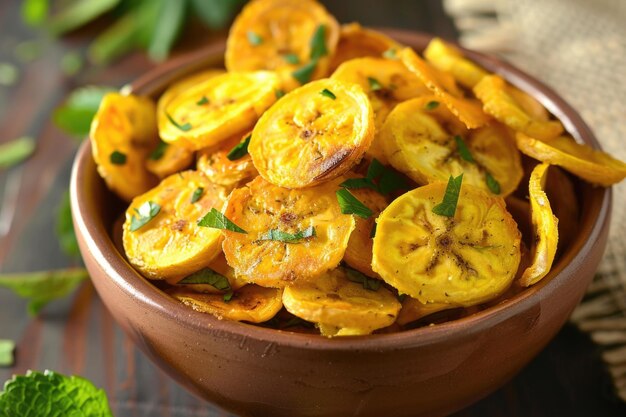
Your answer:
474;75;563;140
222;176;355;287
329;23;402;72
158;71;280;150
146;142;194;179
399;47;489;129
196;131;258;189
168;284;283;323
249;78;374;188
372;182;521;306
423;37;487;88
123;170;229;280
225;0;339;84
157;69;225;115
515;133;626;186
282;267;401;335
396;296;454;326
519;163;559;287
164;252;248;294
380;98;522;196
90;92;159;202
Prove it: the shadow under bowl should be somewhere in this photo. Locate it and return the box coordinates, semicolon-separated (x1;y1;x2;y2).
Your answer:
70;29;611;417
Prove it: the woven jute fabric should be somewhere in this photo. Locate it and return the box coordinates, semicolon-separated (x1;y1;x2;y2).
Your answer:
444;0;626;400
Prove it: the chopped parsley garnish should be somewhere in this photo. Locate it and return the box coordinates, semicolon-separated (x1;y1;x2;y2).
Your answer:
196;96;209;105
197;208;247;233
309;24;328;60
165;112;192;131
382;48;397;59
283;53;300;64
339;177;379;191
177;268;231;291
130;201;161;231
109;150;126;165
226;134;251;161
259;226;316;243
292;60;317;84
339;158;409;196
486;172;501;195
223;291;234;302
367;76;383;91
247;30;263;46
149;141;168;160
432;174;463;217
190;187;204;203
275;88;285;99
425;100;440;110
453;135;474;163
336;189;373;219
346;268;381;291
320;88;336;99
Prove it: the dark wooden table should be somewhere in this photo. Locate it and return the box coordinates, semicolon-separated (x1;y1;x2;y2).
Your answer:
1;0;625;415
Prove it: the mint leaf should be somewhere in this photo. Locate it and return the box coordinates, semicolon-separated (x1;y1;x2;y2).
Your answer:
177;268;231;291
0;268;88;316
0;370;112;416
319;89;336;100
226;134;251;161
377;168;409;195
190;187;204;203
366;158;385;180
130;201;160;231
336;189;373;219
0;137;35;169
0;340;15;367
53;86;113;137
454;135;474;163
292;60;317;84
486;172;501;195
340;159;409;196
259;226;316;243
197;208;247;233
346;268;381;291
432;174;463;217
55;190;80;258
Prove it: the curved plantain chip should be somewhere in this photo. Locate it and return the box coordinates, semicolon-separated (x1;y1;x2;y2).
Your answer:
222;176;355;287
123;170;229;280
157;69;225;116
423;37;488;88
515;133;626;187
225;0;339;86
168;284;283;323
158;71;280;150
519;163;559;287
474;75;563;140
329;23;402;72
380;98;522;196
90;92;159;202
164;252;248;294
372;182;521;306
197;131;258;189
146;142;194;179
282;267;401;336
249;78;374;188
396;296;454;326
399;47;490;129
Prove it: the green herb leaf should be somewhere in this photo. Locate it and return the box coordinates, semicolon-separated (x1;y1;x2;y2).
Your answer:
109;150;126;165
367;76;383;91
0;268;89;316
0;137;35;169
378;168;409;195
87;10;143;65
190;187;204;203
48;0;121;35
275;89;285;99
53;86;113;137
336;189;373;219
247;30;263;46
346;268;381;291
196;96;210;105
340;159;409;196
320;89;336;100
432;174;463;217
149;141;168;161
190;0;246;29
309;24;327;60
339;177;378;191
425;100;439;110
0;370;113;416
130;201;160;231
148;0;186;61
177;268;231;291
259;226;316;243
21;0;48;27
382;48;397;59
0;340;15;367
486;172;501;195
166;112;192;131
223;291;234;302
56;191;80;258
292;60;317;84
198;208;247;233
283;53;300;64
454;135;474;163
226;134;251;161
366;158;385;180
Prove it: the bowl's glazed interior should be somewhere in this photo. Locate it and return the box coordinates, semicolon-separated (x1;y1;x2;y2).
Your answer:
71;29;612;417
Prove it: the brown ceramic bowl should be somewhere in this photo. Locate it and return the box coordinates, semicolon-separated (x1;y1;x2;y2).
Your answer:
70;30;611;417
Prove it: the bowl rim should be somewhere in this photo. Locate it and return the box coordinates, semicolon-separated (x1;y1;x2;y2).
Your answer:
71;28;612;352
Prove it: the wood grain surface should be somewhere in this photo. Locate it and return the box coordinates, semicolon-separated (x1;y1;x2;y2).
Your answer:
1;0;625;415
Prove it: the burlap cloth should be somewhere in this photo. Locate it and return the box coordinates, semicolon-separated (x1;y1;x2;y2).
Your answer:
444;0;626;400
